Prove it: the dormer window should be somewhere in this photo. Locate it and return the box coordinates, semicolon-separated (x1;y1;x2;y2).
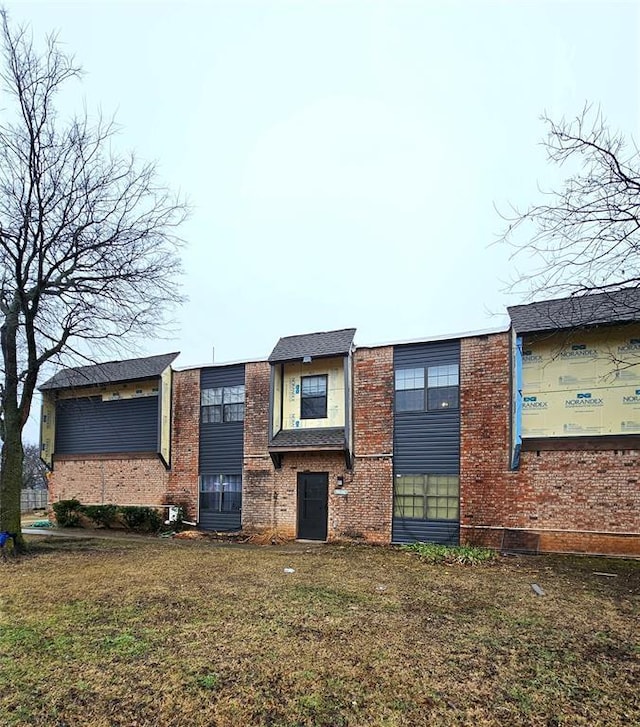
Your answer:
301;375;327;419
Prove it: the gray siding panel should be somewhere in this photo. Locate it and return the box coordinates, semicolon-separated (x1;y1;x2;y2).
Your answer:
394;340;460;369
393;341;461;542
393;340;460;473
200;364;245;390
394;411;459;473
199;422;244;473
392;518;460;545
55;396;158;454
199;512;241;531
199;364;245;475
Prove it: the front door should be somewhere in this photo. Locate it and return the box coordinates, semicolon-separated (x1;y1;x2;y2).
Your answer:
297;472;328;540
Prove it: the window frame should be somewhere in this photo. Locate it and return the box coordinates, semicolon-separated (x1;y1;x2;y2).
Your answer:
200;385;245;424
199;473;242;513
393;474;459;521
394;368;425;412
394;363;459;412
300;374;328;420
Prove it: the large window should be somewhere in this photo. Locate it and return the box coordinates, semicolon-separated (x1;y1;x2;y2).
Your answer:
199;474;242;513
395;364;459;412
427;364;459;410
301;375;328;419
395;368;425;411
201;385;245;423
394;474;459;521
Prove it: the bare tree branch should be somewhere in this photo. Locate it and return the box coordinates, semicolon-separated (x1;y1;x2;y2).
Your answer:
498;104;640;317
0;10;189;546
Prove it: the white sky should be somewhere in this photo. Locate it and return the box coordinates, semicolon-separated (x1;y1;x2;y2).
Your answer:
7;0;640;441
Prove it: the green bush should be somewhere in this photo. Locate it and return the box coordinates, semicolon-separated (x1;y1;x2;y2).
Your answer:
119;506;163;533
401;542;497;565
52;499;82;527
81;504;118;529
53;500;163;533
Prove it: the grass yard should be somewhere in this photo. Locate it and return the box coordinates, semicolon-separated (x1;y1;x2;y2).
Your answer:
0;536;638;726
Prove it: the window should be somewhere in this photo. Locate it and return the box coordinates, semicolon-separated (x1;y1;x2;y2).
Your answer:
301;375;327;419
395;368;424;412
427;364;459;410
201;385;245;423
199;474;242;512
395;364;459;412
394;474;459;521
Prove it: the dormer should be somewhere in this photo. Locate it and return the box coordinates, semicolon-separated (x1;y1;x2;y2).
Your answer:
267;328;356;469
39;352;179;470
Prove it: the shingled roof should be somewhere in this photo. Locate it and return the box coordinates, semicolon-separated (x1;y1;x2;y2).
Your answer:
268;328;356;363
508;288;640;334
269;427;346;449
40;352;180;391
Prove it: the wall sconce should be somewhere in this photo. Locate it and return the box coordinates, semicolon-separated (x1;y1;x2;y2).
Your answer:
302;355;312;364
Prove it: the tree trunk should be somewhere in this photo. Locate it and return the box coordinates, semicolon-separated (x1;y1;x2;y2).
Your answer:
0;310;26;552
0;404;24;551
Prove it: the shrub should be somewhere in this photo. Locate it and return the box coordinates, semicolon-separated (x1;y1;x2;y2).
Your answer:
119;506;162;533
51;499;82;527
81;504;118;529
401;542;497;565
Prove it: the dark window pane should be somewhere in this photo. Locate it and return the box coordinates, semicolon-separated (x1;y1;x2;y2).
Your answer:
200;474;242;512
396;389;424;412
199;491;216;511
223;403;244;422
427;386;459;410
222;491;242;512
301;375;328;419
301;395;327;419
201;405;223;423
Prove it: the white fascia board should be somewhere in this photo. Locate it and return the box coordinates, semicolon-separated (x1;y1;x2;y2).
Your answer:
357;325;511;351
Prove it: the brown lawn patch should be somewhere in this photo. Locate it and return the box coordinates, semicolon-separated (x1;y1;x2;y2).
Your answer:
0;537;638;726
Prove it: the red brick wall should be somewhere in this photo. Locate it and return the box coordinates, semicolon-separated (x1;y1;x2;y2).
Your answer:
49;453;168;507
460;333;640;556
242;351;394;543
166;368;200;520
350;346;394;543
48;367;201;518
242;361;274;531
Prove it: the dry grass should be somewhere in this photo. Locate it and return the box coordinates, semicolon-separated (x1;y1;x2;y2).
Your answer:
0;536;638;726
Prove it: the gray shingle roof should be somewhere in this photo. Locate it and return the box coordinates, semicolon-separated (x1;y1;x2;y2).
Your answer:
268;328;356;363
508;288;640;334
269;427;346;449
40;352;180;391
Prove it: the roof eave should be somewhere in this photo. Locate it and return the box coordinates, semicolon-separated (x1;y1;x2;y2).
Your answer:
39;370;167;392
268;351;352;365
267;443;347;453
514;319;639;336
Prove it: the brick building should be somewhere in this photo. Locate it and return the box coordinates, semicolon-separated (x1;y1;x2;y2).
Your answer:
42;289;640;556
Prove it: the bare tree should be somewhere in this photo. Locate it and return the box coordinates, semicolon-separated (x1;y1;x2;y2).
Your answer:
22;442;47;490
500;105;640;314
0;13;187;548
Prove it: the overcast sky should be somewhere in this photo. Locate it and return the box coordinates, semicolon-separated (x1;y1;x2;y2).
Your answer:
7;0;639;440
